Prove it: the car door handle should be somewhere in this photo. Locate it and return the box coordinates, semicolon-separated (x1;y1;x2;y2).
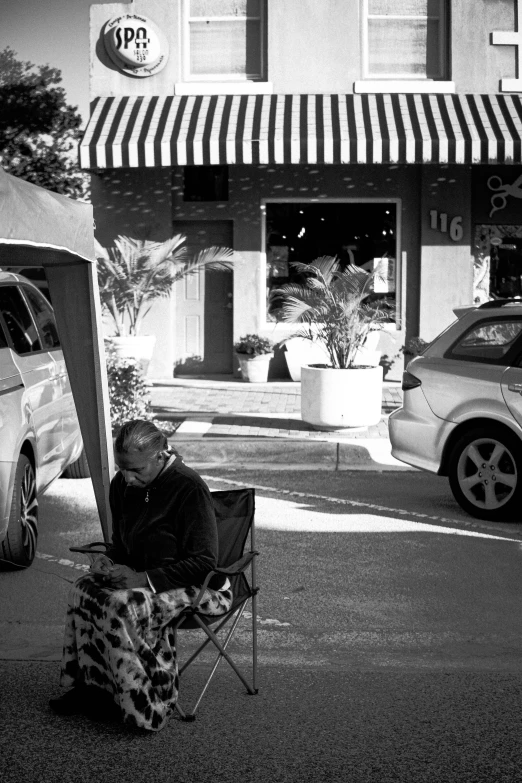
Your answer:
508;383;522;394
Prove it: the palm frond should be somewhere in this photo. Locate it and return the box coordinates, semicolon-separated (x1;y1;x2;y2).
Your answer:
94;234;234;336
306;256;339;282
184;245;234;271
272;254;390;368
170;246;233;283
94;238;110;262
278;296;315;323
147;234;188;267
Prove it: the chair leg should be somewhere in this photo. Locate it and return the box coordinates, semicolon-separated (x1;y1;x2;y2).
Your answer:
177;611;236;676
175;602;257;720
251;589;259;693
192;612;256;695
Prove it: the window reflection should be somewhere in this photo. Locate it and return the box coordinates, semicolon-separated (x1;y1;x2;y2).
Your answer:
265;202;397;322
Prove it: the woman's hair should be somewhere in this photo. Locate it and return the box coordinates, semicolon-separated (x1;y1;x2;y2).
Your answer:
115;419;168;457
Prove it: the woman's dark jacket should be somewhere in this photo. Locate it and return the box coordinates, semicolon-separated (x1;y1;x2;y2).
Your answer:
106;454;222;593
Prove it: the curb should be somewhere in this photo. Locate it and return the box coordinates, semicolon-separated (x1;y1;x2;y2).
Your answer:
168;436;413;471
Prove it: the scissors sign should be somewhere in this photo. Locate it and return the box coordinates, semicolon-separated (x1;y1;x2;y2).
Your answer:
487;174;522;217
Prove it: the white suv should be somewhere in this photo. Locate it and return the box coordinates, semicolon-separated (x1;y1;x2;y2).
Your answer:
390;300;522;521
0;271;86;568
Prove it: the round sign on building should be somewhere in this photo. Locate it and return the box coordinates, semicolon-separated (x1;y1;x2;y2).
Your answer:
104;13;169;77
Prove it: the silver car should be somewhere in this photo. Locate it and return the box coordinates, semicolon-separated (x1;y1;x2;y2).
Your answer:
0;271;87;569
389;299;522;521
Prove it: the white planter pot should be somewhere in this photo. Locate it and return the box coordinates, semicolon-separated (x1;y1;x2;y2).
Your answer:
283;338;330;382
284;334;382;379
301;364;383;429
106;335;156;375
236;352;272;383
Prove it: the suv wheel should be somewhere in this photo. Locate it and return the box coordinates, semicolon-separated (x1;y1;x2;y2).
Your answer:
448;426;522;521
62;448;90;479
1;455;38;568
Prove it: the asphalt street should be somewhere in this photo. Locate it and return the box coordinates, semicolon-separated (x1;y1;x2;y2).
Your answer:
1;470;522;782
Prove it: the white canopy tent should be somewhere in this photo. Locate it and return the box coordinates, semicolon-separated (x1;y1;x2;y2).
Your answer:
0;167;114;539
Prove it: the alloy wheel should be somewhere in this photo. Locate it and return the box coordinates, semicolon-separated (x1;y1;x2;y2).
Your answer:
20;462;38;561
456;437;517;511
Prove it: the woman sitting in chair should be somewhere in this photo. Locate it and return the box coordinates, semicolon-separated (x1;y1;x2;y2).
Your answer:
49;419;233;732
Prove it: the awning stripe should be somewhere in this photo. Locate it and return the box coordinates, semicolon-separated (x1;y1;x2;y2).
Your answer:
290;94;300;164
322;94;333;164
429;94;447;163
158;96;176;167
80;94;522;168
498;94;522;162
338;95;351;163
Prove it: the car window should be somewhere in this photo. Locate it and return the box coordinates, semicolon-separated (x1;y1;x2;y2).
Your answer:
446;319;522;364
0;286;42;354
23;286;60;349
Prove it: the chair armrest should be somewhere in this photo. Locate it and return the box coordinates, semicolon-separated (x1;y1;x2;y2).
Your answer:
189;551;259;610
214;551;259;576
69;542;109;554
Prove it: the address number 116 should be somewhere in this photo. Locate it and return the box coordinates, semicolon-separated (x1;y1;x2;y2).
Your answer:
429;210;463;242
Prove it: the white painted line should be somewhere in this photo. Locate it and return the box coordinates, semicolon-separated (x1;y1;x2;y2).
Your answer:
243;611;290;627
36;552;89;571
35;552;292;627
203;476;522;541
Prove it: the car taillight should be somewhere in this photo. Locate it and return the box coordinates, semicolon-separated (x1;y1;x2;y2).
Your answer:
402;371;422;391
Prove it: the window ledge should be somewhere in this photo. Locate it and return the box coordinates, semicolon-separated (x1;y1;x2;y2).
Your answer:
174;82;274;96
354;80;455;94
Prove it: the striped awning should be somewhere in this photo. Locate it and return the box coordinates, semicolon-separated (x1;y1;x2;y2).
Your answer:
80;93;522;169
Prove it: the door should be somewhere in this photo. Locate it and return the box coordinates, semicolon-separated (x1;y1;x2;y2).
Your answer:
0;285;63;489
502;365;522;428
173;220;234;374
22;285;81;462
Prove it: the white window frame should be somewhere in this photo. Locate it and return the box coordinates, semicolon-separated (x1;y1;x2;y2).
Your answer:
356;0;454;94
260;197;403;332
181;0;267;83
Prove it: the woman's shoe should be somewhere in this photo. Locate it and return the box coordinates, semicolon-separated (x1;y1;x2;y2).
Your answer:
82;686;121;722
49;686;88;716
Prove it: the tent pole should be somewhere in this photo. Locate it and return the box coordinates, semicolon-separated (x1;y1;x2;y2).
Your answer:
86;261;114;540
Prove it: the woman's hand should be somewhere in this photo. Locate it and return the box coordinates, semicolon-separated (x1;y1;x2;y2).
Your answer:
89;554;113;576
105;564;149;590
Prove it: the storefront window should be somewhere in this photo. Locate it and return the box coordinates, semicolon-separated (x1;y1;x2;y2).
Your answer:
474;226;522;304
265;201;398;323
183;166;229;201
490;240;522;299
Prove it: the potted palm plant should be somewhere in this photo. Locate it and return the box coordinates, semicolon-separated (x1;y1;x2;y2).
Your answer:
95;234;233;372
234;334;274;383
271;257;389;429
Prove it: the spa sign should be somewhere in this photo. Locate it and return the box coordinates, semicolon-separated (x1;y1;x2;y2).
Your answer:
104;14;169;77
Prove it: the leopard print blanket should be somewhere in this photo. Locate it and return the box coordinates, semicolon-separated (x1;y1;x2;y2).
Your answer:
60;574;233;731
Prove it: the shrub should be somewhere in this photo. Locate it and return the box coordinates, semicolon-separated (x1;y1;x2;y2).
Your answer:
106;351;153;430
234;334;273;356
401;337;429;358
105;348;180;436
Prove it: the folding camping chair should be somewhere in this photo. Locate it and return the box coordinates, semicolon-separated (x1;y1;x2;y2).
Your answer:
172;487;258;720
70;486;259;722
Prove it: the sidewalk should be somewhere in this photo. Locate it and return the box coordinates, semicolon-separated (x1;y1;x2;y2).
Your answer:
149;377;408;470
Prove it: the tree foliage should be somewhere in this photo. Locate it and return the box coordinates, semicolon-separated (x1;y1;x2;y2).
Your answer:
0;47;89;199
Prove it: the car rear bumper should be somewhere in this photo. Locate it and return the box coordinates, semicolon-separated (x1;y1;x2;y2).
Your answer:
389;389;457;473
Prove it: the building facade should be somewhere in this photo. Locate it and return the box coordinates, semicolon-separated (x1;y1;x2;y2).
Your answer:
82;0;522;379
